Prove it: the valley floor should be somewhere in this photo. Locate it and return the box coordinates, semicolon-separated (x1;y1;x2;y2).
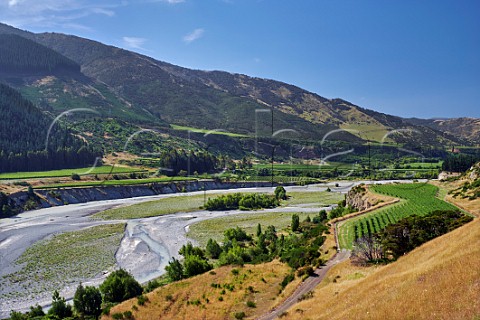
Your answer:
0;182;347;317
0;179;430;317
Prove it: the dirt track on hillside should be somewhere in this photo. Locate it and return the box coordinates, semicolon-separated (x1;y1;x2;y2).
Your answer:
257;250;351;320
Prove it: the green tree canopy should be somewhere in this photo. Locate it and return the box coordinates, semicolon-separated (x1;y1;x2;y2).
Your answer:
74;283;102;319
99;269;142;303
48;290;73;319
206;238;223;259
165;257;184;281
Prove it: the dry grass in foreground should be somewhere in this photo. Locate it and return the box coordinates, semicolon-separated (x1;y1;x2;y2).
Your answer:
103;260;301;320
283;217;480;320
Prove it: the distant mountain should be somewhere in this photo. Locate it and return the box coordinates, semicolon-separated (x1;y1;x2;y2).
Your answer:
406;117;480;145
0;22;477;153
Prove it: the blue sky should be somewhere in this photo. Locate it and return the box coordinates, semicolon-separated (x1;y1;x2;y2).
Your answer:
1;0;479;119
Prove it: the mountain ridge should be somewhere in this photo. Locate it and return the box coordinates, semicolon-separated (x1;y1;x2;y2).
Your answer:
0;22;478;147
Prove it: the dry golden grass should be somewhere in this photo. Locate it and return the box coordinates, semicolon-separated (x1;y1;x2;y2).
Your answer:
103;260;297;320
284;217;480;320
431;180;480;217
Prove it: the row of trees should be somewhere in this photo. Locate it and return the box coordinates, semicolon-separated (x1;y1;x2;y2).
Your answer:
327;200;357;219
204;192;280;211
0;147;101;173
204;186;286;211
442;154;480;172
157;149;221;176
351;210;473;264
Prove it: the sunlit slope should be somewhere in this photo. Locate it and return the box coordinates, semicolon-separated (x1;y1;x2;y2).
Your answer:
103;260;297;320
285;217;480;320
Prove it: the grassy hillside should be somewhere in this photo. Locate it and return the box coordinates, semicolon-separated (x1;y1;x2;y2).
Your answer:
103;260;298;320
284;210;479;319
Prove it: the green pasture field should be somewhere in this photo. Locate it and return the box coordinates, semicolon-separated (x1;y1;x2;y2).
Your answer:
34;176;196;189
0;165;146;180
398;162;442;168
170;124;248;137
253;162;349;171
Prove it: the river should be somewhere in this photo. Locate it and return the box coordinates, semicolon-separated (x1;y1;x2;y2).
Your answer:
0;179;424;316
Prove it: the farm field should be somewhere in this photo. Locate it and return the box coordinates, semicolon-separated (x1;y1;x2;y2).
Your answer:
253;162;352;171
399;161;442;168
339;123;391;142
338;183;460;249
241;175;321;184
34;176;196;189
0;165;146;180
170;124;248;137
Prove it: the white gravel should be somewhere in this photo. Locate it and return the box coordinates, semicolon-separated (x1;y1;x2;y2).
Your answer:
0;179;424;316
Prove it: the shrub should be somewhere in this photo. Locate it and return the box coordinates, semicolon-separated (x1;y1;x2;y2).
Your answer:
297;266;314;277
298;291;314;301
144;279;162;293
183;255;212;277
206;238;223;259
165;257;184;281
274;186;287;200
246;300;256;308
280;273;295;289
291;214;300;232
137;294;148;306
234;311;246;319
99;269;142;303
71;173;81;180
112;313;124;320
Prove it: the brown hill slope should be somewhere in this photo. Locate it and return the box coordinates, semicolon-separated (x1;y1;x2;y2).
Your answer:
102;260;301;320
407;117;480;145
283;215;480;320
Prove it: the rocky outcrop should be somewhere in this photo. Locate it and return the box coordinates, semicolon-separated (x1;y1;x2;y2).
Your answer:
438;171;461;181
346;184;379;211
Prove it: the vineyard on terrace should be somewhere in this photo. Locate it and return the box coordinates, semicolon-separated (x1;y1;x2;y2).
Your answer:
338;183;459;249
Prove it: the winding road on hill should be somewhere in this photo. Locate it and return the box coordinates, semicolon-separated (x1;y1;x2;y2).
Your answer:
257;250;351;320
